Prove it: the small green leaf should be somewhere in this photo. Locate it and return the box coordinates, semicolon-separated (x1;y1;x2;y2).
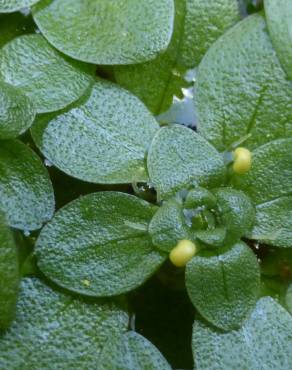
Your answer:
0;0;40;13
265;0;292;80
0;214;19;330
31;80;159;184
0;34;94;113
232;139;292;205
36;192;165;297
147;125;226;199
0;81;35;139
186;242;260;330
214;188;255;241
196;13;292;151
33;0;174;65
0;277;128;368
115;0;239;115
251;195;292;248
195;227;227;247
192;297;292;370
149;198;191;253
99;331;171;370
0;140;54;231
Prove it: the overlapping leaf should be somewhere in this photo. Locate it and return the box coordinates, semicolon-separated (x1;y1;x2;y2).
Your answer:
31;80;159;184
115;0;240;114
0;34;94;113
36;192;165;297
0;140;54;231
0;278;128;369
0;0;40;13
186;242;260;330
192;297;292;370
33;0;174;65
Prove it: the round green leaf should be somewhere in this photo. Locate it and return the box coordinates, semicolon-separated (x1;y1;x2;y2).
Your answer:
0;81;35;139
232;139;292;205
186;242;260;330
147;125;226;199
0;34;94;113
195;227;227;248
33;0;174;65
0;215;19;330
149;198;191;252
0;140;55;231
196;13;292;151
214;188;255;241
192;297;292;370
265;0;292;80
31;80;159;184
0;277;128;369
99;331;171;370
114;0;239;114
0;0;40;13
36;192;165;297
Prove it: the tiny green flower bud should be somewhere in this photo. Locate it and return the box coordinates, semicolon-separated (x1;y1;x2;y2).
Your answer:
232;147;252;174
169;240;197;267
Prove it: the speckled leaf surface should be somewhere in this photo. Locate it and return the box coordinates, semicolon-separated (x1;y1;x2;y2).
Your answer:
147;125;226;200
36;192;165;297
214;188;255;241
115;0;239;115
251;196;292;248
0;278;129;369
31;80;159;184
0;215;19;330
265;0;292;80
33;0;174;65
192;297;292;370
186;242;260;330
0;140;54;231
99;331;171;370
0;80;35;139
196;13;292;152
0;34;94;113
0;0;40;13
149;198;191;253
232;139;292;205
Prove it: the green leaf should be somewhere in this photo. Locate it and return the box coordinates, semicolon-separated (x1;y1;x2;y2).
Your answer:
115;0;239;114
36;192;165;297
196;13;292;151
251;195;292;248
286;284;292;313
232;139;292;205
0;0;40;13
99;331;171;370
185;242;260;330
31;80;159;184
192;297;292;370
214;188;255;241
0;140;54;231
265;0;292;80
33;0;174;65
0;34;94;113
0;277;129;368
149;198;191;253
195;227;227;248
147;125;226;200
0;81;35;139
0;214;19;330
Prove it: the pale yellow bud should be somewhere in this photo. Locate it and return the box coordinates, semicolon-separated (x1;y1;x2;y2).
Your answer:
233;147;252;174
169;240;197;267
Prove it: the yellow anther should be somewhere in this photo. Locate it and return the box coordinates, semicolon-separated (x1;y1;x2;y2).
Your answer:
169;240;197;267
232;147;252;174
82;279;90;287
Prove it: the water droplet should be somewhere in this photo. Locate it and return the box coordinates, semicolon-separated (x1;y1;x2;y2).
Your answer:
44;159;53;167
23;230;30;237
